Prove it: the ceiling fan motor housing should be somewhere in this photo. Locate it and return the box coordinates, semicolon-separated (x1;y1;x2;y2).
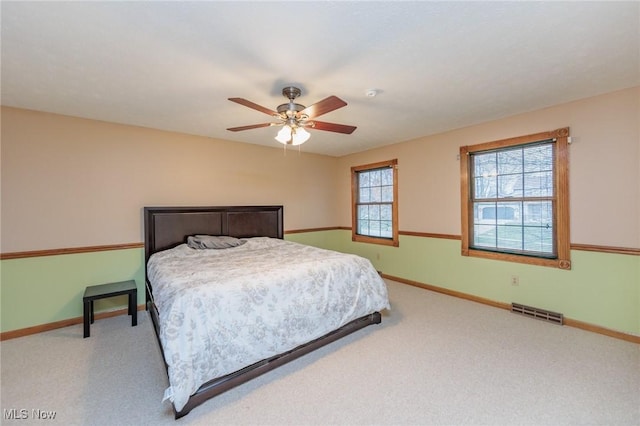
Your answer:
277;87;307;121
277;102;306;115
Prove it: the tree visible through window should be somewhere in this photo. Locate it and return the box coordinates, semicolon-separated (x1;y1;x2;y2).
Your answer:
351;159;399;246
460;128;571;269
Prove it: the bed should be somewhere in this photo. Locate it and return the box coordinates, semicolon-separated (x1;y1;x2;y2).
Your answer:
144;205;390;418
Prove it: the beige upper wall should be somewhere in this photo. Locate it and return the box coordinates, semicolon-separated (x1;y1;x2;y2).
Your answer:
1;107;339;252
2;87;638;252
337;87;640;248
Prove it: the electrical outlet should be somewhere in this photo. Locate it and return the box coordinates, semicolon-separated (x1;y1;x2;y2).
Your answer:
510;275;519;286
376;253;381;261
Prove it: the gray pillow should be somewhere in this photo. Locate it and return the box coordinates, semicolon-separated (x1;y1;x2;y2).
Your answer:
187;235;246;249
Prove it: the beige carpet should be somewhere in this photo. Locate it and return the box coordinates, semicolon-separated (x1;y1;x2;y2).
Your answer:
1;279;639;425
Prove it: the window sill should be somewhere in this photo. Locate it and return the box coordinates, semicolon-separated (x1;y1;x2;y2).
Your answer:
462;248;571;269
353;234;399;247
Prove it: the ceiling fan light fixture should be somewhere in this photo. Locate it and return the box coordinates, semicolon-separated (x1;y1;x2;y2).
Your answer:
275;126;310;146
292;127;310;145
275;126;292;144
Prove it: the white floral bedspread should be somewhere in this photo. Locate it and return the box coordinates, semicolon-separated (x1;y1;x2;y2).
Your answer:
147;237;390;411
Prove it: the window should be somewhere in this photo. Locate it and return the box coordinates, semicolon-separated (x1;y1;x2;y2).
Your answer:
460;128;571;269
351;159;399;246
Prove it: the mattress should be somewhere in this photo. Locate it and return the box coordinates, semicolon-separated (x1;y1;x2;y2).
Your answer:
147;237;390;411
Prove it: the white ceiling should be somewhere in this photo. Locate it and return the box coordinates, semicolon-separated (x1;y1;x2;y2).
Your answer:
2;1;638;157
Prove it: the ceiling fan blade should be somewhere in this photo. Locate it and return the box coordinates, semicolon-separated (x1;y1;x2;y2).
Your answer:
300;96;347;119
227;123;273;132
311;120;357;134
228;98;277;116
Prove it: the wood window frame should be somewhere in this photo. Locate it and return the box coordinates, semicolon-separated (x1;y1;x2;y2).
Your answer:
460;128;571;269
351;159;399;247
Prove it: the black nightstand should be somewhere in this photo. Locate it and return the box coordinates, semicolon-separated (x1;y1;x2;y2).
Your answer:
83;280;137;338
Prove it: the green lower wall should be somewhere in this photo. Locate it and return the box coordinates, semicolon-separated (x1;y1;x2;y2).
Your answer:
1;248;145;333
288;230;640;336
2;231;639;336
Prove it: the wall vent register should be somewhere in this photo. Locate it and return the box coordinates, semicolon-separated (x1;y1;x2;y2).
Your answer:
511;302;563;325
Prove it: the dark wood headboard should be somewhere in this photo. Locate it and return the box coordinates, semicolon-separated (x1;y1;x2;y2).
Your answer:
143;205;283;264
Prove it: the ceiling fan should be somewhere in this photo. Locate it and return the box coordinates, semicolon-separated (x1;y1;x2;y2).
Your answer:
227;86;357;145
